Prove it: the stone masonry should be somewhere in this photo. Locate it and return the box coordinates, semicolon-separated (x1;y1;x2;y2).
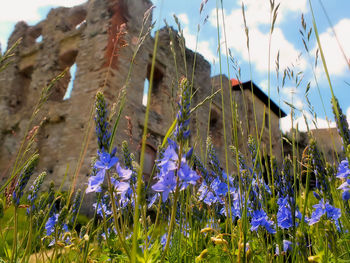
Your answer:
0;0;286;194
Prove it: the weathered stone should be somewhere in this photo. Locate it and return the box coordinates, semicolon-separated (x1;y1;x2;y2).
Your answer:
0;0;296;206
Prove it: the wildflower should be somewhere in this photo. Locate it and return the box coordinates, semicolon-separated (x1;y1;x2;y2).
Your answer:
95;91;111;151
27;171;47;213
276;240;293;255
13;154;39;206
152;170;177;201
308;199;341;226
250;209;276;234
336;159;350;200
211;177;228;196
93;201;112;217
157;143;178;174
178;160;200;189
337;179;350;201
46;213;59;236
277;197;302;229
86;150;118;193
337;160;350;179
203;191;217;206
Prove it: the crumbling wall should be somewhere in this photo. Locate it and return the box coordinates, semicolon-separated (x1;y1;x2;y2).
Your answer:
0;0;214;195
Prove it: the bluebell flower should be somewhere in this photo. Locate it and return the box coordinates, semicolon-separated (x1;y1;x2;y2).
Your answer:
250;210;276;234
309;199;341;226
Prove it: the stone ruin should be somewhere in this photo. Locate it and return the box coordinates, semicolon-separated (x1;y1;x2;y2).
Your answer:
0;0;288;194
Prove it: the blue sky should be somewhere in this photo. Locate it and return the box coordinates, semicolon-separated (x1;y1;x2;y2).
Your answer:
1;0;350;132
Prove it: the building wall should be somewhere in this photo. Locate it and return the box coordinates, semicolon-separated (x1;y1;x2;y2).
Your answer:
0;0;287;195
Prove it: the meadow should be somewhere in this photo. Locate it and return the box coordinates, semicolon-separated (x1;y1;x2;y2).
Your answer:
0;0;350;262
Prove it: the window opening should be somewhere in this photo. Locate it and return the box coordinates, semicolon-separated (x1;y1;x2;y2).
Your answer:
142;62;164;108
35;35;43;43
63;63;77;100
76;19;86;29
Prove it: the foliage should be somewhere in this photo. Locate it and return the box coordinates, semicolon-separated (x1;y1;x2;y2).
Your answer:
0;1;350;262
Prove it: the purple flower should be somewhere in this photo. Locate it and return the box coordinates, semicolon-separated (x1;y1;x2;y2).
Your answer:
203;191;217;205
211;178;228;196
309;199;341;226
93;202;112;217
45;213;58;236
95;151;119;170
178;160;199;189
116;163;132;180
250;210;276;234
277;197;302;229
337;160;350;179
337;160;350;200
86;150;119;193
86;169;105;193
338;179;350;200
152;170;177;201
276;240;293;255
157;145;178;174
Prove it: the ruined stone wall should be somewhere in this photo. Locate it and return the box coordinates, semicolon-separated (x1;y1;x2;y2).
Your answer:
0;0;291;198
0;0;214;192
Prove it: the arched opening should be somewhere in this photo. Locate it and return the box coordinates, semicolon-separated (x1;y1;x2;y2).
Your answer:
142;61;165;112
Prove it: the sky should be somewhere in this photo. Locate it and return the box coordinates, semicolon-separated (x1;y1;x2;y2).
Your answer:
1;0;350;133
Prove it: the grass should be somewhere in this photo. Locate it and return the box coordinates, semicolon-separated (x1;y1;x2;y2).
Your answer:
0;0;350;262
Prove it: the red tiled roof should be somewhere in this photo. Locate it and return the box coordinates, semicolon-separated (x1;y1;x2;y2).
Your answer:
231;78;241;86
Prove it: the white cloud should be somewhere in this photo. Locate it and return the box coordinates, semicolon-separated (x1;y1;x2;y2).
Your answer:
177;13;189;25
0;1;87;23
313;18;350;76
182;26;217;64
281;86;304;109
347;106;350;124
0;1;87;50
280;111;336;133
209;2;306;73
239;0;307;28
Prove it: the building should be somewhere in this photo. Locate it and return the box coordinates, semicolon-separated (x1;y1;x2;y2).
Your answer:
0;0;287;191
